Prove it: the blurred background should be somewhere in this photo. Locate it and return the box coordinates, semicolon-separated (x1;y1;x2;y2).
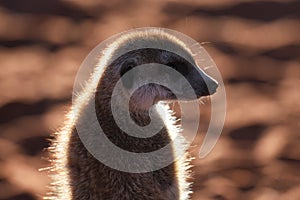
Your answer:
0;0;299;199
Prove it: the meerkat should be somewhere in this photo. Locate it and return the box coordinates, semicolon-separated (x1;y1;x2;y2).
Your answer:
47;29;218;200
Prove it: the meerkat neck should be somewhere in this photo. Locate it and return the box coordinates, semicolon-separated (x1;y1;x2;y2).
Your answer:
94;88;169;153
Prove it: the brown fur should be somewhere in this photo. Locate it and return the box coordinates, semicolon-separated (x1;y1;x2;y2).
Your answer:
46;29;217;200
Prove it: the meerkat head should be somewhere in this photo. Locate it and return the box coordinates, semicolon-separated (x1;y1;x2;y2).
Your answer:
100;30;218;110
116;50;218;110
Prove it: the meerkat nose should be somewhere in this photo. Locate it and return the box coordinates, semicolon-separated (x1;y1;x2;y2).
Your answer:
203;73;219;95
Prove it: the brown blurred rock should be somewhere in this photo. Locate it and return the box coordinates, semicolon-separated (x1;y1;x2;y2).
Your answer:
281;140;300;162
251;188;280;200
254;126;289;165
280;186;300;200
205;176;240;199
226;169;258;191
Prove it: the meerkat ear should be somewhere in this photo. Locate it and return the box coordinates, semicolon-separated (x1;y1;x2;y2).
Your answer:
119;60;136;89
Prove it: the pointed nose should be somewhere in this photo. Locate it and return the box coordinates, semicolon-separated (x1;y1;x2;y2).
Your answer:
203;74;218;95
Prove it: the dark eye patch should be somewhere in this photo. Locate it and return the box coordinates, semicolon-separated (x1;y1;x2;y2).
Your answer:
119;59;138;89
165;61;189;76
120;60;136;77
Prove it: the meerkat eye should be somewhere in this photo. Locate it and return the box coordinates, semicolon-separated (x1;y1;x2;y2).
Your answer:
120;60;137;89
166;61;188;76
120;60;136;77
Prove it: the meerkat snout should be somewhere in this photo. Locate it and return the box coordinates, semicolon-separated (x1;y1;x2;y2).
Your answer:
118;48;218;106
194;68;218;97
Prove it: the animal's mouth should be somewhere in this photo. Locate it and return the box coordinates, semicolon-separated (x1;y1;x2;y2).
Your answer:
163;94;212;105
144;82;218;106
163;85;218;102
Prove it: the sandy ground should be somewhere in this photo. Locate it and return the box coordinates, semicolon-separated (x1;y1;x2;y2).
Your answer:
0;0;299;199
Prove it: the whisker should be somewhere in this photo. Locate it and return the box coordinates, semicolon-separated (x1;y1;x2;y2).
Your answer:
204;65;214;71
200;41;211;46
